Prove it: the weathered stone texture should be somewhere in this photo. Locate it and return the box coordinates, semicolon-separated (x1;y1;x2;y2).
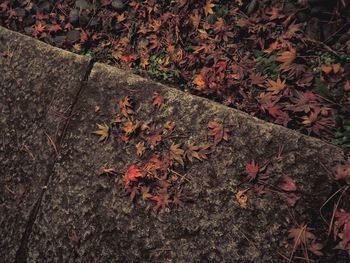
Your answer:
26;63;344;262
0;26;90;261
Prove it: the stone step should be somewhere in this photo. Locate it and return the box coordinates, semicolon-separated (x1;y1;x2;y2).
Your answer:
0;26;91;261
0;26;345;262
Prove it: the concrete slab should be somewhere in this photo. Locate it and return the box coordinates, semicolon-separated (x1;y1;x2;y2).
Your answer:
0;26;90;261
27;62;345;262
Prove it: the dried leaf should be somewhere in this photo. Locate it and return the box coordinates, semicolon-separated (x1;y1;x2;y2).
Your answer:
92;123;110;142
204;1;215;16
170;143;185;166
207;121;229;145
236;189;248;209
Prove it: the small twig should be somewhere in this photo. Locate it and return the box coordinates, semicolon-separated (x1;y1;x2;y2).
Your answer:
231;223;259;252
44;132;59;157
168;169;191;183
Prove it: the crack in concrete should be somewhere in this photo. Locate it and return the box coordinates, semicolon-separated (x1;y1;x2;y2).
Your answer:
14;58;97;263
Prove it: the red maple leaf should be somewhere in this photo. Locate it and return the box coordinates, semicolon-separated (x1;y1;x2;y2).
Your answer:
278;175;297;192
124;165;143;185
152;192;171;211
245;161;259;182
335;211;350;251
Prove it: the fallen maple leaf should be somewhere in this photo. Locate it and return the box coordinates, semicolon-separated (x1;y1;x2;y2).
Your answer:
289;224;313;245
275;48;296;68
170;143;185;166
335;210;350;250
118;96;134;117
278;175;297;192
135;142;146;156
35;23;45;33
204;1;215;16
48;24;62;32
235;189;248;209
98;163;117;175
92;123;110;142
207;121;228;145
122;120;139;135
124;165;143;185
152;93;165;107
267;77;286;95
245;161;259;182
193;74;206;90
184;143;202;162
140;186;153;200
152;192;171;211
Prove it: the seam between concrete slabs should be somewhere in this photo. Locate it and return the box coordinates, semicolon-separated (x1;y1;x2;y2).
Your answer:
14;58;96;263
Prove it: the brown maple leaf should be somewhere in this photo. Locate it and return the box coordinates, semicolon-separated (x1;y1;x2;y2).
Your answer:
145;133;162;146
118;96;134;117
122;120;140;135
152;93;165;107
207;121;229;145
135;142;146;157
170;143;185;166
184;143;203;162
98;163;117;175
140;186;153;200
92;123;110;142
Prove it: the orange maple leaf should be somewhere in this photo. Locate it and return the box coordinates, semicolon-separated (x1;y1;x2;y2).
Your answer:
267;77;286;95
124;165;143;185
193;74;206;90
275;48;296;68
118;96;134;117
35;23;45;33
204;1;215;16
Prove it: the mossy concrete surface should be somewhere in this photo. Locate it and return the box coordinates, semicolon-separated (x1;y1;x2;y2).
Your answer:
27;63;344;262
0;27;346;262
0;26;90;261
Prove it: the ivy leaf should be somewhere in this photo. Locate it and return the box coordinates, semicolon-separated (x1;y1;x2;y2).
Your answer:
92;123;110;142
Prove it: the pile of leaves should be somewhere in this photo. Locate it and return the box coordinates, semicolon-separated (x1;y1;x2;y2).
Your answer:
1;0;349;146
93;94;229;211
